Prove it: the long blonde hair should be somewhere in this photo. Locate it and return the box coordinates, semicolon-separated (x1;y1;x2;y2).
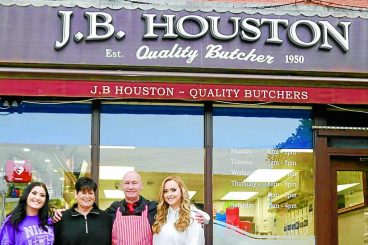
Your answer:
152;176;191;234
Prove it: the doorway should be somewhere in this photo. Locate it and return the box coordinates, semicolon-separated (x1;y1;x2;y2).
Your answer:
331;156;368;245
313;121;368;245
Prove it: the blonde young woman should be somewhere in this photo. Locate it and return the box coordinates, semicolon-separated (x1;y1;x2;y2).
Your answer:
152;176;205;245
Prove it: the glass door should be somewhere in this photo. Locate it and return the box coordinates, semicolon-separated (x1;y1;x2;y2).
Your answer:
331;156;368;245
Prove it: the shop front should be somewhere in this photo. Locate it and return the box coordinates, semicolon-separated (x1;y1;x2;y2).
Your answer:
0;3;367;245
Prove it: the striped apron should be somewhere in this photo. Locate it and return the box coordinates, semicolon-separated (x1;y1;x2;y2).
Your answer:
112;205;153;245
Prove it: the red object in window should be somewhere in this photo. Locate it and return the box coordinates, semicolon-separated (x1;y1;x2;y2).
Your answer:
226;207;240;227
239;221;252;232
5;160;32;183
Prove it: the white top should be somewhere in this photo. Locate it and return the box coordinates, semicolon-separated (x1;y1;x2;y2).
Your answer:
153;206;205;245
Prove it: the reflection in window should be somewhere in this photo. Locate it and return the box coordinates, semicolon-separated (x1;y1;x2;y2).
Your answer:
99;103;204;210
337;171;364;210
213;106;314;243
0;102;92;222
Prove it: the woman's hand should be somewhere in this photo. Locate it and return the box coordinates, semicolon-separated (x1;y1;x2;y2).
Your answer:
52;209;66;223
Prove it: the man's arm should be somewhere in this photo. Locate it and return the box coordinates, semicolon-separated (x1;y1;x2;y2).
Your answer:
192;206;211;225
104;201;121;222
147;201;158;226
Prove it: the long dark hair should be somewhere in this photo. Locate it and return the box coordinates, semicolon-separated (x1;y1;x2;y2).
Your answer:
9;182;51;231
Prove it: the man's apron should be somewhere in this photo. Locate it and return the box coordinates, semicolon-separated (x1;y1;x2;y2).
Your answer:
112;205;153;245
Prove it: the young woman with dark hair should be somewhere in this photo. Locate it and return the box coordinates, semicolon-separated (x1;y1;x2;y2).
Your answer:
0;182;54;244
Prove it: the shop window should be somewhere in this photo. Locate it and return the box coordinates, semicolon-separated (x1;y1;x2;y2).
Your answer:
213;106;315;244
99;103;204;209
0;102;92;222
